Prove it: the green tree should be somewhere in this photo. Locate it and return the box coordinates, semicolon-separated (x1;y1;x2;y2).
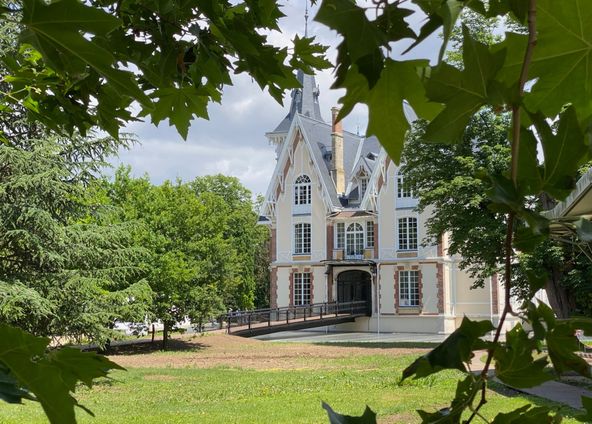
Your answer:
106;169;264;348
0;138;152;345
402;109;510;287
315;0;592;422
0;0;330;140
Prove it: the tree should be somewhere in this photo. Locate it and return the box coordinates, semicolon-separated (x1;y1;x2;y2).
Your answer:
315;0;592;422
0;0;331;140
0;138;152;346
105;169;264;348
402;109;510;288
4;0;592;422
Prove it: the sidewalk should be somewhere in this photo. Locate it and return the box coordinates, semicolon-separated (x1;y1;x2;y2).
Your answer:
469;351;592;410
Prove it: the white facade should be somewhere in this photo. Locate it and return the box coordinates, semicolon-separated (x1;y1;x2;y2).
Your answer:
260;72;503;334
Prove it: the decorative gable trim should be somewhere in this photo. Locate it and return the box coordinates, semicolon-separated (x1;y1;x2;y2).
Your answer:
260;116;336;222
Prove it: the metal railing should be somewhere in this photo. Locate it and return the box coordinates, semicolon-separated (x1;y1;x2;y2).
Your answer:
220;300;371;334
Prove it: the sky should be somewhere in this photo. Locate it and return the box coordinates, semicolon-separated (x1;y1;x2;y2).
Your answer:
109;2;440;198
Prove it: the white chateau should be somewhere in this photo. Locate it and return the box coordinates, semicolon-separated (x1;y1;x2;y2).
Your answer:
259;71;503;334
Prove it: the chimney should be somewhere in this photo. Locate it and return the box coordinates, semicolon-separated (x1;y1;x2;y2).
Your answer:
331;107;345;195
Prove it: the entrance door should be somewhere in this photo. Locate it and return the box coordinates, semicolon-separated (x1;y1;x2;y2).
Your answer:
337;270;371;304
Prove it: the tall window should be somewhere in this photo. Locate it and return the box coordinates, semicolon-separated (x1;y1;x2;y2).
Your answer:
398;217;418;250
366;221;374;248
360;177;368;198
294;223;311;254
399;270;419;307
346;223;364;256
397;173;412;198
335;222;345;249
294;175;311;205
294;272;311;305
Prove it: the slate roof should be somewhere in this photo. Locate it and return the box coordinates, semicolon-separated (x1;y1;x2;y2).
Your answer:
267;69;383;212
272;70;323;134
298;115;381;209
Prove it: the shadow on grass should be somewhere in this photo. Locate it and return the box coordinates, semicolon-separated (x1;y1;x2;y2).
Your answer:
312;341;438;349
488;380;581;420
93;338;209;356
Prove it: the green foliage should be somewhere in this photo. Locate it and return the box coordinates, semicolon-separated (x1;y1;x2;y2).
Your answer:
0;139;152;345
402;110;510;286
322;402;377;424
105;169;267;345
402;317;493;380
0;324;123;424
315;0;592;422
0;0;331;139
493;324;552;388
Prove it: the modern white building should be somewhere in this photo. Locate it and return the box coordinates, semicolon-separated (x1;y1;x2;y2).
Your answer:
259;71;504;334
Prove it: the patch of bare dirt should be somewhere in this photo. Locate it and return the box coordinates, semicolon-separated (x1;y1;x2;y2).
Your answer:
108;333;428;371
143;374;179;382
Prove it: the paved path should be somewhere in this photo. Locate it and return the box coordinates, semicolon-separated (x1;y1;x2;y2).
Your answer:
254;330;449;343
258;332;592;411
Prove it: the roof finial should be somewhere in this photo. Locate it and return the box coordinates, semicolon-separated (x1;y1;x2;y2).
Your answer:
304;1;309;37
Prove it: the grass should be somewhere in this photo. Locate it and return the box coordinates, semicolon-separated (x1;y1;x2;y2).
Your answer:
0;339;582;424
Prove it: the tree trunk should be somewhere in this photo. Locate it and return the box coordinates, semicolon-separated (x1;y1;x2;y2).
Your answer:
162;322;169;350
544;267;575;319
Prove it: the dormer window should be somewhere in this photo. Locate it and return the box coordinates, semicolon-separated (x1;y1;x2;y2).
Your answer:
294;175;311;205
360;177;368;198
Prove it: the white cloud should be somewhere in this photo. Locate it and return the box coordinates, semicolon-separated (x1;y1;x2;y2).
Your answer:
107;1;441;197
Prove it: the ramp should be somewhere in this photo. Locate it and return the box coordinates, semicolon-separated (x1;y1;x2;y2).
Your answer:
221;301;370;337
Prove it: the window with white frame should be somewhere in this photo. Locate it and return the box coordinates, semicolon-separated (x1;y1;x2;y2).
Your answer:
335;222;345;249
359;177;368;198
346;223;364;256
294;175;311;205
398;217;418;250
366;221;374;248
293;272;311;305
397;173;413;198
399;270;419;307
294;223;311;254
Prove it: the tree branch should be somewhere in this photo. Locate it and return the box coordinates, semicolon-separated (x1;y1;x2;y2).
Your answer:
466;1;538;422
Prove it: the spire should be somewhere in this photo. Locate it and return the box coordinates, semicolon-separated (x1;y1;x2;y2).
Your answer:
269;3;324;134
304;1;309;37
271;71;323;133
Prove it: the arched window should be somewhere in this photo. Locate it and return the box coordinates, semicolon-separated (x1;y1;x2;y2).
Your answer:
294;175;311;205
346;223;364;257
398;217;418;251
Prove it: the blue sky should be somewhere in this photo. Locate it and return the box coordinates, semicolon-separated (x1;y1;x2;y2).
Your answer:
108;1;439;197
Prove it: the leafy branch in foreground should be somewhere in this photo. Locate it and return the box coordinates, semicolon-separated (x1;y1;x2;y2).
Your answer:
0;0;331;140
318;0;592;422
0;324;123;424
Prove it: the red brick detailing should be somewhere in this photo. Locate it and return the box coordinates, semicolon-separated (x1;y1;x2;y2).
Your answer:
327;267;334;302
270;268;278;308
394;266;404;314
436;263;444;313
326;224;334;260
437;234;444;257
491;273;499;315
289;269;296;306
270;228;277;262
282;157;291;182
412;265;423;310
331;107;343;133
377;174;384;192
304;267;313;304
373;222;379;259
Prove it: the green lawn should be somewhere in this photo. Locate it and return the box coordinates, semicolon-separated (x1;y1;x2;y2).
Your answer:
0;340;581;423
